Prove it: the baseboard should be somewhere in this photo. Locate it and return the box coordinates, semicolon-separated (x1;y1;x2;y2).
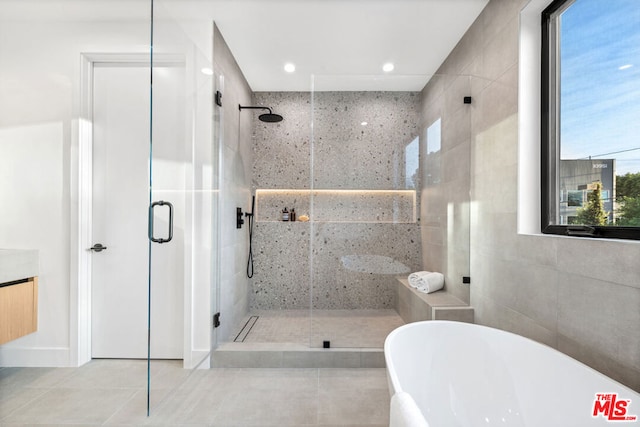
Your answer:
185;349;211;369
0;346;71;367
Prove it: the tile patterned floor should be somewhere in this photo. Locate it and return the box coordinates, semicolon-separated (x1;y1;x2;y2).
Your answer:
234;310;404;348
0;360;390;426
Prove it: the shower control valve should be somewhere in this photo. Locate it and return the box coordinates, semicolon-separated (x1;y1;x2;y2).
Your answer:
236;207;245;229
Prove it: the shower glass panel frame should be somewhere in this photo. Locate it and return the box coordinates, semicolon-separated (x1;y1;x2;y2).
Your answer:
308;74;472;349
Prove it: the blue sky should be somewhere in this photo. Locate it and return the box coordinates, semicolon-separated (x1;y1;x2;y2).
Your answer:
560;0;640;175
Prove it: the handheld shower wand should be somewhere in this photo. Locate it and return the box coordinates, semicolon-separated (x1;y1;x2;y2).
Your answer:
246;195;255;278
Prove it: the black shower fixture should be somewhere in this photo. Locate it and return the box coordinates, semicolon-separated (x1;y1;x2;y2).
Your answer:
239;105;283;123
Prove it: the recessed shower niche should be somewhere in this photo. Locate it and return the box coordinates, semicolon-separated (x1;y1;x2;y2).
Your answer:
254;189;416;223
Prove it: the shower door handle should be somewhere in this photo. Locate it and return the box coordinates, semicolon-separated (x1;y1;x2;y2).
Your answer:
149;200;173;244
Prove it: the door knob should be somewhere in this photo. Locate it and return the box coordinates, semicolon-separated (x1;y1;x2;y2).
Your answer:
90;243;107;252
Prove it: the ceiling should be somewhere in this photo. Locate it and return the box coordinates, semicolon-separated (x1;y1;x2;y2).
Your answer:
0;0;489;91
207;0;489;91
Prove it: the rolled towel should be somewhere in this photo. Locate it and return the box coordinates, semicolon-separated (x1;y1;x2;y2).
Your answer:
390;392;429;427
408;271;431;288
410;272;444;294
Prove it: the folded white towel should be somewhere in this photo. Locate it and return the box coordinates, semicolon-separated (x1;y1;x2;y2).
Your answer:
408;271;431;288
390;392;429;427
408;271;444;294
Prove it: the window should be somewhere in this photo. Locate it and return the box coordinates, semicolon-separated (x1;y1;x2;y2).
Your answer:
405;136;419;189
423;118;441;187
542;0;640;239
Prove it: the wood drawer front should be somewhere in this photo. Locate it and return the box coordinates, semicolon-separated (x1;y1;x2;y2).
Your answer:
0;277;38;345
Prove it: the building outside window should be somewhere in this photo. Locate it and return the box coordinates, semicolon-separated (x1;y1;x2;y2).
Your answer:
559;159;615;224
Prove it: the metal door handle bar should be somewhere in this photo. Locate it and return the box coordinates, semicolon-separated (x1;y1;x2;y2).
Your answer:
149;200;173;244
90;243;107;252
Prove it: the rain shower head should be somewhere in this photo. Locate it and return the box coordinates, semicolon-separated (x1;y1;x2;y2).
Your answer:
258;111;284;123
239;105;283;123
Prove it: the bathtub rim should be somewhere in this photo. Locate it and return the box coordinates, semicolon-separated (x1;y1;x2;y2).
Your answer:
383;320;639;398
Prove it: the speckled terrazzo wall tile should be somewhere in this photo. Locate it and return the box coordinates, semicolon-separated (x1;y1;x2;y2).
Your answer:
310;191;415;223
310;223;422;309
249;222;421;310
253;92;312;189
253;91;421;192
250;91;423;310
312;92;421;190
250;222;312;309
250;209;421;309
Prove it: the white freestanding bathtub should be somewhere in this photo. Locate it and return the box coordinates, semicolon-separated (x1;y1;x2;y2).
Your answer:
384;321;639;427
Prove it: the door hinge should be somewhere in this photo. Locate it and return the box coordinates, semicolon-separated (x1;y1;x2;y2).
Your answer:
213;312;221;328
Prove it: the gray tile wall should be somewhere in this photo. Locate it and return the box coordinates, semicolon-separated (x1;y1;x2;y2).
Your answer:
251;92;423;310
213;25;254;343
421;0;640;390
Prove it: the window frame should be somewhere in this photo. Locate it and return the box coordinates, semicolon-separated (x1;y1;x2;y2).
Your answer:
541;0;640;240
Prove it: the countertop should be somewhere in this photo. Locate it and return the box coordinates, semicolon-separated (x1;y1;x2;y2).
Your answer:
0;249;39;284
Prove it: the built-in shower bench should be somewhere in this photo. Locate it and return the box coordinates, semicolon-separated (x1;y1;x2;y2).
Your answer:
395;277;474;324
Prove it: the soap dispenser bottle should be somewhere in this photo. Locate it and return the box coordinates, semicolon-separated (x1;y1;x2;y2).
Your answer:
282;207;289;221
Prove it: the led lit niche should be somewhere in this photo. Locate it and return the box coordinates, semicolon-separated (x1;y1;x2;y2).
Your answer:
255;189;417;223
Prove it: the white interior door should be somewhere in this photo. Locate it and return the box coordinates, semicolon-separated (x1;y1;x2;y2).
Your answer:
91;63;183;359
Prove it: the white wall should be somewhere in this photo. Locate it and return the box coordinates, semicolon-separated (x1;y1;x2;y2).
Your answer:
0;16;149;366
0;4;216;368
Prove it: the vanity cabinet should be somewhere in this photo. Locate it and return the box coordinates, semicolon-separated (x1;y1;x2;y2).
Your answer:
0;277;38;344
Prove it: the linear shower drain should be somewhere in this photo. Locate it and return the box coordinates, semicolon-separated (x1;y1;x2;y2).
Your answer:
233;316;259;342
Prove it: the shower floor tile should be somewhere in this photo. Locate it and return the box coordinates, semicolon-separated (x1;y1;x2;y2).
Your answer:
233;309;404;348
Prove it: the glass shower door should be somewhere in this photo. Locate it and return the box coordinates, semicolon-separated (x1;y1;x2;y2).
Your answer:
309;75;425;348
309;73;472;348
146;0;218;414
146;44;186;414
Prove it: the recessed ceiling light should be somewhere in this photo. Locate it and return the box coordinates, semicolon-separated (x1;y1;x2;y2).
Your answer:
619;64;633;70
361;121;368;126
382;62;394;73
284;63;296;73
201;67;214;76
